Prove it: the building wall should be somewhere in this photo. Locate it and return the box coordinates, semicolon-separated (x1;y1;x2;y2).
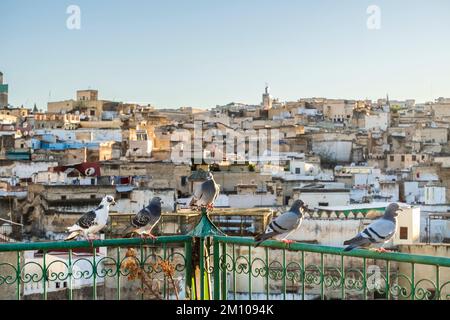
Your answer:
365;112;389;131
387;154;429;170
293;191;350;208
0;161;58;179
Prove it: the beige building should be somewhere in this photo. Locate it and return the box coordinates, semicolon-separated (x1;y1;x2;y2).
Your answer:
387;154;430;170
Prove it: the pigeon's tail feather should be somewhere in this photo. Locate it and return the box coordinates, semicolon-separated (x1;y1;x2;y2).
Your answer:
65;230;82;241
343;245;357;252
254;231;277;247
189;197;197;207
120;225;136;238
67;224;82;233
343;235;370;250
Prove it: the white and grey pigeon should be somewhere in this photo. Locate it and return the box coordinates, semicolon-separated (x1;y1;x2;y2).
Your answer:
189;172;220;210
343;203;403;252
254;199;307;246
123;197;163;239
65;195;116;241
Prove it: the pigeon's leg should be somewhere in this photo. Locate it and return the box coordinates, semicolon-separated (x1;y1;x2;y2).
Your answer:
139;232;148;240
147;233;157;240
375;247;392;253
207;203;215;210
85;234;94;246
281;239;294;244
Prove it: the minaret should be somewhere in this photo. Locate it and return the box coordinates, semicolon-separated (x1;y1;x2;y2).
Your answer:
262;84;272;110
0;71;8;108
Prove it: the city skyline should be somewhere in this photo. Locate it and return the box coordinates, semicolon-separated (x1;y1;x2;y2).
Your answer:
2;0;450;108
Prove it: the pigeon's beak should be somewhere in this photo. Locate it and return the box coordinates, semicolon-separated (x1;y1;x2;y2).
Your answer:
111;200;116;206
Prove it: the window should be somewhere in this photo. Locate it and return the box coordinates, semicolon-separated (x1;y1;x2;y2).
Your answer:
181;176;187;187
56;282;60;289
63;282;67;288
390;155;394;162
120;193;130;199
422;155;425;160
91;178;95;185
412;155;417;161
295;168;301;174
90;195;96;199
61;195;67;200
400;227;408;240
90;110;95;116
401;155;405;162
318;202;329;207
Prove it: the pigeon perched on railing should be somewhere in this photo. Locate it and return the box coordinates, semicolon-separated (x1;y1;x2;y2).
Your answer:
65;195;116;241
254;199;308;246
343;203;403;252
122;197;163;239
189;172;220;210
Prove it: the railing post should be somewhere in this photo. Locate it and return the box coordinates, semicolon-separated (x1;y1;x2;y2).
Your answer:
213;238;220;300
188;207;226;301
221;242;227;300
184;240;193;300
16;251;21;301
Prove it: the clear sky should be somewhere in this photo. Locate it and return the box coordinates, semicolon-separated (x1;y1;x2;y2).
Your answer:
1;0;450;109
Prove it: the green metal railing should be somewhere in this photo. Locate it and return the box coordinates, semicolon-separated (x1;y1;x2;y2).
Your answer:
0;236;191;300
0;209;449;300
212;236;450;300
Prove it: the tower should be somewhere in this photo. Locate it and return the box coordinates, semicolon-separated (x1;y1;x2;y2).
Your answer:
262;84;272;110
0;71;8;108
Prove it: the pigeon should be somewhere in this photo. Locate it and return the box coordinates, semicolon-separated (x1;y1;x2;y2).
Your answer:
65;195;116;241
343;203;403;252
189;172;220;210
254;200;307;246
122;197;163;239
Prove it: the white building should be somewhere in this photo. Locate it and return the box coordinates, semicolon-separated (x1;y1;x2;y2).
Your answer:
424;185;446;205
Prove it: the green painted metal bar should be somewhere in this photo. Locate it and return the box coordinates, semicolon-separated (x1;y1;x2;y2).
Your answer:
221;242;227;300
199;238;205;300
340;254;345;300
385;260;390;300
282;248;286;300
0;236;192;253
68;249;73;301
43;250;47;300
213;236;450;268
362;257;367;300
184;241;192;300
213;239;220;300
248;245;252;300
411;263;415;301
232;243;236;300
140;245;144;300
265;246;269;300
435;265;440;301
320;253;324;300
92;247;97;300
301;251;305;300
116;247;121;301
16;251;20;301
163;243;167;299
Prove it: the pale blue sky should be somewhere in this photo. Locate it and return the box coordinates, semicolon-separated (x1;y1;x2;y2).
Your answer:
1;0;450;109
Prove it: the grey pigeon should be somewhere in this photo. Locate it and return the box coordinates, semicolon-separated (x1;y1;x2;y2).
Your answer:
343;203;403;252
65;195;116;241
189;172;220;209
254;200;307;246
123;197;163;239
